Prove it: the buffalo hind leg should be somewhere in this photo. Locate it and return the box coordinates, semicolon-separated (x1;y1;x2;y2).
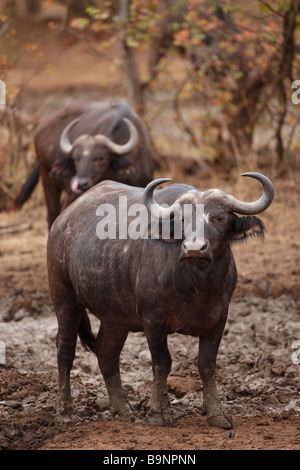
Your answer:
56;302;85;419
95;325;134;421
198;312;233;429
39;167;62;228
144;322;172;427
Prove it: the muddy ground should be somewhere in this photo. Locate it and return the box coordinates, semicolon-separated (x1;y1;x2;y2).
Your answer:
0;23;300;451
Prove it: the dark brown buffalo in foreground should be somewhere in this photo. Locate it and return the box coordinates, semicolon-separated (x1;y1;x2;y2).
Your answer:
47;172;274;429
14;101;153;228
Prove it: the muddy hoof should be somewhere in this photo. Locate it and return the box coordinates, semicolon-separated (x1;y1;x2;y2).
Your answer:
206;412;233;430
55;411;80;424
114;407;136;422
148;409;173;427
56;399;74;419
148;415;164;426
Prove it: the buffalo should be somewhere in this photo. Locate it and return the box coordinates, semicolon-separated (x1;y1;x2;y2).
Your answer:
47;172;274;429
14;101;153;228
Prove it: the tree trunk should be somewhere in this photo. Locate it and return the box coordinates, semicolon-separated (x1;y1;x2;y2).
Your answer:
228;72;268;152
118;0;145;114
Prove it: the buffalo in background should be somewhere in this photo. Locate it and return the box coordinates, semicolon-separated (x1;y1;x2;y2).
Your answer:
14;101;153;228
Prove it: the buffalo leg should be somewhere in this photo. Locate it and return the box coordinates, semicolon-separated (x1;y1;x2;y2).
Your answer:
144;323;172;426
60;192;76;212
55;302;85;417
198;312;232;429
95;325;134;420
40;168;62;228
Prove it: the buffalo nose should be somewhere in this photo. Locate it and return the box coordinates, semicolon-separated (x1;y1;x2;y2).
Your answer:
77;178;91;191
183;239;209;253
71;177;92;194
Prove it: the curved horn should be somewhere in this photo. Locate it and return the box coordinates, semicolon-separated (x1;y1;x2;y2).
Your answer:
143;178;181;220
94;118;139;155
59;118;80;154
226;172;274;215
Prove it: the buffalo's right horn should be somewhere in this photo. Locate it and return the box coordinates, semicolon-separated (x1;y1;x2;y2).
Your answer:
59;118;80;154
143;178;181;220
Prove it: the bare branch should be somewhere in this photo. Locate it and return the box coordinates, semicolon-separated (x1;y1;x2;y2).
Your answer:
173;88;199;150
258;0;285;18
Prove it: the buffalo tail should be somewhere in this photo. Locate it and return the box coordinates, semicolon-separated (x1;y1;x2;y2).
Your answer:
78;311;96;354
13;163;40;208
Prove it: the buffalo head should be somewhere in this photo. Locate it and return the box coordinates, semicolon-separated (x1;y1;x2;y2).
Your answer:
59;117;139;194
143;172;274;265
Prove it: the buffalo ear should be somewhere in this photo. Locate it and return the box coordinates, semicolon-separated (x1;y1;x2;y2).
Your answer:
50;158;75;179
230;215;265;242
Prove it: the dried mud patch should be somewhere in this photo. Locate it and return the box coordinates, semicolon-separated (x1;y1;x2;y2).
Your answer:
0;293;299;450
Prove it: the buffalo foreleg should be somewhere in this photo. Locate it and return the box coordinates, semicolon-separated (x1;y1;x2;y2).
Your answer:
95;325;134;420
144;322;173;427
198;312;233;429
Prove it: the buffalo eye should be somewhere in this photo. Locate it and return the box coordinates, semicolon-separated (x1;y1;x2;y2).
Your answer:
94;155;105;162
212;214;225;225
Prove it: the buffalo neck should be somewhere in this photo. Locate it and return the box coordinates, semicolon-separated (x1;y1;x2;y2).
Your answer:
176;245;232;295
148;240;232;297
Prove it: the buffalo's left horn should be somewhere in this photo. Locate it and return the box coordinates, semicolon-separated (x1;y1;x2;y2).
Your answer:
59;118;80;154
226;172;274;215
95;118;139;155
143;178;181;220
